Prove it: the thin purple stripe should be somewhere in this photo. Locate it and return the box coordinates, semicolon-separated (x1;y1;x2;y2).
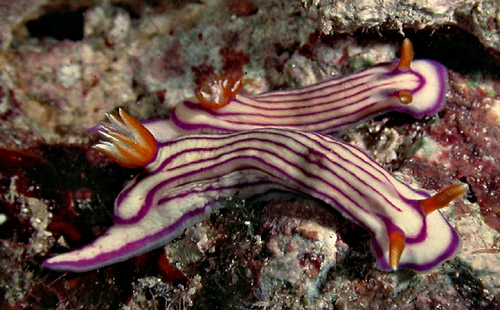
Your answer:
174;98;379;130
399;224;460;271
156;131;397;199
306;130;431;198
237;72;379;106
156;178;285;206
115;131;418;230
186;79;395;114
156;129;414;205
114;147;372;225
158;129;404;199
159;138;401;217
248;69;376;100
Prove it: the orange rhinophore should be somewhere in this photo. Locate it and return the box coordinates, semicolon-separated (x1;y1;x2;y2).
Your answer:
389;231;406;270
420;183;469;215
397;38;414;71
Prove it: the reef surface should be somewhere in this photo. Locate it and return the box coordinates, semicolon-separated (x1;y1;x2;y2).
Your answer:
0;0;499;309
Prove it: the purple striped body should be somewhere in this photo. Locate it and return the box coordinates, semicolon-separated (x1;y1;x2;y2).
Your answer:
42;129;459;272
145;60;447;141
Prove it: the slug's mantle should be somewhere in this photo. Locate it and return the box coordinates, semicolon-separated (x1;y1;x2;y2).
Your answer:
143;39;448;142
43;114;467;272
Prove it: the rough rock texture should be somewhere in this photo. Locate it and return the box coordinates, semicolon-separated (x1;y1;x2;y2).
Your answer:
0;0;499;309
302;0;500;63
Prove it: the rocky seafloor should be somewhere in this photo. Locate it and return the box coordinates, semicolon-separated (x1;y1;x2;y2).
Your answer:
0;0;499;309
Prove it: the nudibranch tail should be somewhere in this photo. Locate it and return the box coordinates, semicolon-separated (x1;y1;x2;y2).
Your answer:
420;183;469;215
93;108;158;168
389;231;405;270
397;38;414;71
195;75;242;109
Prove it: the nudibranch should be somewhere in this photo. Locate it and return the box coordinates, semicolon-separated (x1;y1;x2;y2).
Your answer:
43;110;467;272
144;39;448;141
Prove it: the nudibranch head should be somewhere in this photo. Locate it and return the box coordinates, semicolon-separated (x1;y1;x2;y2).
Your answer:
385;38;447;116
195;74;242;109
93;108;158;168
380;183;468;271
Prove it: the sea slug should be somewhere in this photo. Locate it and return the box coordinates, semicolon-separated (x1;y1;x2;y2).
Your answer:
144;39;448;141
43;110;466;272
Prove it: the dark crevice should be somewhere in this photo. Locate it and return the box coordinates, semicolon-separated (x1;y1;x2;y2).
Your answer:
460;176;478;203
410;27;500;77
26;8;86;41
322;26;500;77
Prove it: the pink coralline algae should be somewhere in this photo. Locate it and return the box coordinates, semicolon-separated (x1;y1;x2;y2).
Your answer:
406;71;500;232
